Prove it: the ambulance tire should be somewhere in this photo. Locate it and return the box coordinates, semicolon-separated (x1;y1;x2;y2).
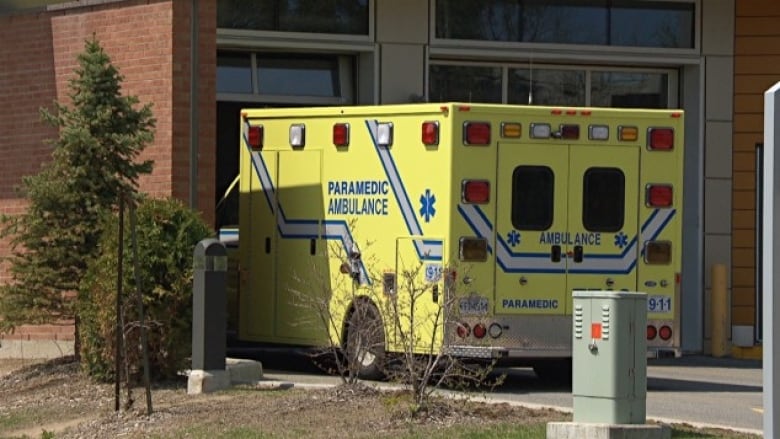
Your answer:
344;300;386;380
533;359;573;386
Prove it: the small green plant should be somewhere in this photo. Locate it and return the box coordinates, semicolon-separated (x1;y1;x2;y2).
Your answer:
40;429;55;439
79;197;212;382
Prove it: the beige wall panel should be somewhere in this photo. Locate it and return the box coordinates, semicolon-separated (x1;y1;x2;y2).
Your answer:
705;178;732;234
702;0;734;55
705;121;733;178
376;0;428;44
704;234;731;290
380;44;424;104
705;58;734;121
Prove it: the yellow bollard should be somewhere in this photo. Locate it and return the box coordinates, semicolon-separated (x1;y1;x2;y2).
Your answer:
711;263;729;357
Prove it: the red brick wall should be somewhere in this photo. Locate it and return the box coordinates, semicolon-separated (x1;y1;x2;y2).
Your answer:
0;0;216;341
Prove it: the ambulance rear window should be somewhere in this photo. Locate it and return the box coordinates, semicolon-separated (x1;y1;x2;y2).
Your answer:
511;166;554;231
582;167;625;232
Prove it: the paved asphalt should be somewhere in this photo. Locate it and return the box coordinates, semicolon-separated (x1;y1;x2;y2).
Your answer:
230;347;763;436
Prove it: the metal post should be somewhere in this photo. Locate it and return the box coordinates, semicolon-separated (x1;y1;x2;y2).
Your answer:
192;239;228;370
762;81;780;438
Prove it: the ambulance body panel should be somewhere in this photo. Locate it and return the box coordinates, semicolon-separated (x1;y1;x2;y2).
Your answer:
234;103;684;363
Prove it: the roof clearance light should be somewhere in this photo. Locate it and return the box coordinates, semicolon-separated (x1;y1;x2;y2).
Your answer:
459;237;488;262
289;124;305;148
377;122;394;147
530;123;552;139
559;124;580;140
333;123;350;147
422;121;439;146
644;241;672;265
589;124;609;141
646;184;673;207
462;180;490;204
501;122;522;138
619;126;638;141
463;121;491;145
648;127;674;150
248;125;263;150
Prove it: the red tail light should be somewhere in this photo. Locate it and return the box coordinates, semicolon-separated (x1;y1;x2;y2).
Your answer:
646;184;673;207
463;122;491;145
456;323;470;338
333;123;349;147
462;180;490;204
473;323;487;339
647;325;658;340
648;127;674;150
659;325;673;341
422;121;439;146
248;125;263;150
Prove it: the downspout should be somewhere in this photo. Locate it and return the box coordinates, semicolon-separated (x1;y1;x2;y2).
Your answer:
189;0;199;210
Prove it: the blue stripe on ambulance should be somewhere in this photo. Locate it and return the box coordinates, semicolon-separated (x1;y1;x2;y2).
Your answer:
242;121;370;283
458;202;676;275
365;120;442;261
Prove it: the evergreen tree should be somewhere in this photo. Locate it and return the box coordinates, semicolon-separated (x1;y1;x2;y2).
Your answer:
0;37;154;340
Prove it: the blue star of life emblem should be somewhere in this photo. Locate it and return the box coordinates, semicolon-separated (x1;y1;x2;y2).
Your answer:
507;230;521;247
614;232;628;249
419;189;436;223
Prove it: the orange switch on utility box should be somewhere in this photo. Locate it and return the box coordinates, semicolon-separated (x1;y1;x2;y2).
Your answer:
591;322;602;339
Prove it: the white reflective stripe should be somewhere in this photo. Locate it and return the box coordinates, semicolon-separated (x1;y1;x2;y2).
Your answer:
244;124;370;283
366;120;442;261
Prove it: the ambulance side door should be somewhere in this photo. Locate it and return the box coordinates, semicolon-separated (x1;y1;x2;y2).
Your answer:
494;143;568;317
565;145;640;301
274;150;324;342
243;150;277;338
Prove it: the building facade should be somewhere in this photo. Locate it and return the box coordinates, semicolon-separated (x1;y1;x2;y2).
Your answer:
0;0;774;358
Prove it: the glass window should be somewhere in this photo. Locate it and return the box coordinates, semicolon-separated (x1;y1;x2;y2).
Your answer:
257;55;341;97
582;167;624;232
429;65;502;103
508;68;586;106
512;166;554;231
218;0;369;35
435;0;694;49
591;71;668;108
217;52;253;94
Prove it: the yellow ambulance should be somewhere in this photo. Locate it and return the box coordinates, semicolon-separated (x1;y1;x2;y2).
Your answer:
232;103;683;380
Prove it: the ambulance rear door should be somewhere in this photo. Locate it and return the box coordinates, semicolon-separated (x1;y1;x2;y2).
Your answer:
494;143;640;315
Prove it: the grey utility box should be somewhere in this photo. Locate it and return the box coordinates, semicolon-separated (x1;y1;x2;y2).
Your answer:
572;291;647;424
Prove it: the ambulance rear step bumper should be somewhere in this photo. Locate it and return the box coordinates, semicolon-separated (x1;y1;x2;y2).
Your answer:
444;345;571;360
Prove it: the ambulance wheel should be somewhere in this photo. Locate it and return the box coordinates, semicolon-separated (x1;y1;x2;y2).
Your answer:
533;359;572;386
344;300;386;380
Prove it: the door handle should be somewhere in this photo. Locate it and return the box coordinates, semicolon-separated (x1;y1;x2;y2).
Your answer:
551;245;561;262
265;237;271;254
573;245;583;263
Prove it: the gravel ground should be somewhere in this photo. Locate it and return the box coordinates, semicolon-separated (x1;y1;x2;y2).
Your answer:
0;356;568;439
